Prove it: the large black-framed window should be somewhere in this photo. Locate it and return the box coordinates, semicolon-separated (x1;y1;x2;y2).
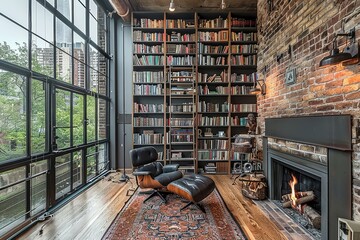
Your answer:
0;0;111;237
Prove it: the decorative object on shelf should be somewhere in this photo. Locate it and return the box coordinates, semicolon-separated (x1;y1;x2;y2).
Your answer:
285;67;296;85
319;27;359;67
204;128;213;137
169;0;175;12
246;113;257;134
218;131;225;137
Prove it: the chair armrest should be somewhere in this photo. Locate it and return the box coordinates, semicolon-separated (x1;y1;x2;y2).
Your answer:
133;170;152;176
163;164;180;173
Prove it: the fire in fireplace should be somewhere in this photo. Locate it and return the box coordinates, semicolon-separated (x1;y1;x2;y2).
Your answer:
281;173;321;230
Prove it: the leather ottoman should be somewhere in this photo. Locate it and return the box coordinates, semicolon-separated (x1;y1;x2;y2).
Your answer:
167;174;215;213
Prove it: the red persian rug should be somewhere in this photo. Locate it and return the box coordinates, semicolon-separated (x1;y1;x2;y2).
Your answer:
103;189;247;240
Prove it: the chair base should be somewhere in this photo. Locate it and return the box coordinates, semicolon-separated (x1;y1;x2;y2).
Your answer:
180;201;206;213
143;190;167;203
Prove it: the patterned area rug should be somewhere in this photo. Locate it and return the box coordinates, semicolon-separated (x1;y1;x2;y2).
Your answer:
103;189;247;240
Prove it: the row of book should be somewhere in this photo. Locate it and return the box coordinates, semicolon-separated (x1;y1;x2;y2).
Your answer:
134;18;164;28
133;133;164;144
134;117;164;127
198;30;229;41
231;44;257;54
198;85;229;95
198;43;229;54
134;84;163;95
230;73;257;82
198;101;229;112
198;56;227;65
133;71;164;83
198;139;229;150
169;103;193;112
169;118;193;126
231;32;257;42
198;151;229;160
230;55;257;65
170;134;194;143
198;17;228;28
198;116;229;126
167;33;196;42
134;103;164;113
167;56;195;66
133;31;164;41
198;71;228;83
133;55;164;66
231;104;257;112
166;19;195;28
231;18;256;27
167;44;196;54
231;116;248;126
134;44;163;54
230;85;253;95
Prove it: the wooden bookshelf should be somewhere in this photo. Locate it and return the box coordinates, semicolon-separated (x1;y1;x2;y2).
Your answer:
132;12;257;174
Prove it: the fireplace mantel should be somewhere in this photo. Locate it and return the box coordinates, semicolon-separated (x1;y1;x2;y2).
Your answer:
263;115;352;240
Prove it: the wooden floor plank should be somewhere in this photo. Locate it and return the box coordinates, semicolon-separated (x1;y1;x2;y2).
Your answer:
19;174;286;240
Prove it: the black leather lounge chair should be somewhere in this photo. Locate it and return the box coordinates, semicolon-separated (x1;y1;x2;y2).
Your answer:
129;146;183;203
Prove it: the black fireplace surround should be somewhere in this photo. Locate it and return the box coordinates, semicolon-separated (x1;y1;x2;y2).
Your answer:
263;115;352;240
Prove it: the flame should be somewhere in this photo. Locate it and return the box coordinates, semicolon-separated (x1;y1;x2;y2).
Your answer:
289;174;298;207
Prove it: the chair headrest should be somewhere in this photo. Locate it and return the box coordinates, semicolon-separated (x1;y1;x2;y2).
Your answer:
129;146;158;167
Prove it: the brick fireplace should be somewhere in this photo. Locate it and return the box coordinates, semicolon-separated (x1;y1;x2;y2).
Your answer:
263;115;352;240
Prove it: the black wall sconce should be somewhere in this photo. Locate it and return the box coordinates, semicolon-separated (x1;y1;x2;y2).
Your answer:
250;79;266;95
319;28;359;67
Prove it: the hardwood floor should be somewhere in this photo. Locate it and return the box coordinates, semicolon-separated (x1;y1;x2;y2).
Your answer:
19;173;286;240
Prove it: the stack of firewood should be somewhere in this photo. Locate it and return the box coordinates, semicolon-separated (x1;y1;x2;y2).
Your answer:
282;191;321;229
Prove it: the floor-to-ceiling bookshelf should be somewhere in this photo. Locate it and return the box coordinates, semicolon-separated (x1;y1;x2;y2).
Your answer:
132;12;257;174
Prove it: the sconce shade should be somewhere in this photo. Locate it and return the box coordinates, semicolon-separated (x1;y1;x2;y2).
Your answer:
250;79;266;95
319;48;353;67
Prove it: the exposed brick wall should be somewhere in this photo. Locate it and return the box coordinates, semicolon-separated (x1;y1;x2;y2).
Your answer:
257;0;360;220
268;138;327;164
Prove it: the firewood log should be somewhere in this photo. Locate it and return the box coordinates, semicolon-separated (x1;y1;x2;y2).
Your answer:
282;193;315;208
281;191;314;202
303;205;321;229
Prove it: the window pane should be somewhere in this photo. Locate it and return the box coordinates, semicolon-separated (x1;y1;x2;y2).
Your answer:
98;143;107;172
73;151;83;188
57;0;72;21
98;99;107;140
0;167;26;236
89;16;98;45
86;146;96;181
0;18;28;69
55;48;72;83
74;0;86;33
31;80;46;154
56;18;72;47
0;70;27;162
55;154;71;199
32;35;54;77
89;0;98;20
87;96;96;143
98;73;107;96
32;1;53;43
73;93;84;146
30;160;48;216
0;0;28;28
97;10;106;50
74;33;86;88
56;89;71;149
